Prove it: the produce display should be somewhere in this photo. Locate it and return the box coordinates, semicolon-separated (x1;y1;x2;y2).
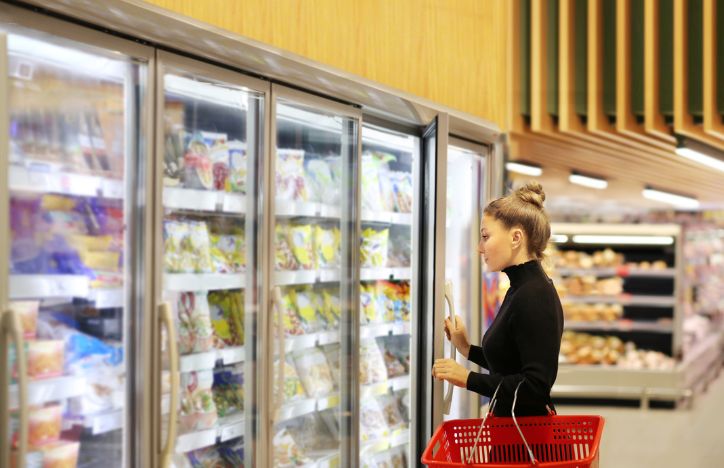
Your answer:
560;331;676;370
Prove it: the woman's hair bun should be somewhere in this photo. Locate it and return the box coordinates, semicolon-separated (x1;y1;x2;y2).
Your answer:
515;181;546;209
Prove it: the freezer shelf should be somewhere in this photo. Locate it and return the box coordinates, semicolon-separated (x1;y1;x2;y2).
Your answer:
284;322;410;352
360;428;410;456
63;409;123;435
275;201;411;225
360;268;411;282
9;375;86;409
9;274;90;299
164;187;246;214
164;273;245;291
274;267;411;285
8;165;125;199
175;414;245;454
179;346;245;373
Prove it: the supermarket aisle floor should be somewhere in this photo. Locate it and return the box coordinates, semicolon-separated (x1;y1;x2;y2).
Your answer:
557;367;724;467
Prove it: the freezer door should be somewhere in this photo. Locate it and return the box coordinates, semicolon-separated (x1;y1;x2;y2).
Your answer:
357;123;420;467
154;52;268;468
0;16;151;468
268;85;361;468
442;140;491;421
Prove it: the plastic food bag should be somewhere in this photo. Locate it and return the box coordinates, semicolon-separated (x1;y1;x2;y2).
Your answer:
163;220;192;273
273;428;311;467
208;290;244;347
319;288;341;329
179;370;218;432
361;151;394;212
187;221;214;273
388;171;413;213
202;131;229;191
314;225;340;269
387;228;411;268
289;224;314;270
360;397;389;441
276;149;307;201
183;135;213;190
361;228;389;268
212;363;244;417
280;289;305;336
359;339;387;385
378;336;408;378
292;348;335;398
227;140;247;193
274;357;306;403
377;394;405;429
26;404;62;448
304;158;337;203
275;224;299;271
177;292;215;354
322;343;341;385
294;287;324;333
285;413;338;452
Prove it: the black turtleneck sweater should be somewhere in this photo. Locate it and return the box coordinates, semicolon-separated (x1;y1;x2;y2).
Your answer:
466;260;564;416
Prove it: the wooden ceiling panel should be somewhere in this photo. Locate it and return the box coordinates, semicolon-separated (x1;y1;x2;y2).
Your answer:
703;0;724;138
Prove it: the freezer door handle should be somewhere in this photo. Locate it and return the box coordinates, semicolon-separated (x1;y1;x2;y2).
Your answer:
159;302;179;467
271;286;285;410
443;281;457;415
0;309;28;468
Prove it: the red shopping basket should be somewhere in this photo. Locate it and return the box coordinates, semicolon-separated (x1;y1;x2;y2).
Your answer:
422;414;604;467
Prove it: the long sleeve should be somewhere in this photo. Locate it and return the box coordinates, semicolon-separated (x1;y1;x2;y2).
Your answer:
467;344;488;368
465;279;563;415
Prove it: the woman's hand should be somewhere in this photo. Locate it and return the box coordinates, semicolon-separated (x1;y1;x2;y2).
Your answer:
444;315;471;358
432;359;470;388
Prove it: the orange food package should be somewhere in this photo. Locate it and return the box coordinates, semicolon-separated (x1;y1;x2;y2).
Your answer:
27;340;65;379
28;404;62;448
42;440;80;468
10;300;39;338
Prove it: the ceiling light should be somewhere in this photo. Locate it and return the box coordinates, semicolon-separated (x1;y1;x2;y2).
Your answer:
571;235;675;245
675;138;724;172
505;161;542;176
550;234;568;243
569;172;608;190
642;187;700;209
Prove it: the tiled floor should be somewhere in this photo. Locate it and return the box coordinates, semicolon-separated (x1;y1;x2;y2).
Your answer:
557;367;724;467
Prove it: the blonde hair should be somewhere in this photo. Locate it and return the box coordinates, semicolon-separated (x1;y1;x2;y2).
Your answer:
484;181;551;260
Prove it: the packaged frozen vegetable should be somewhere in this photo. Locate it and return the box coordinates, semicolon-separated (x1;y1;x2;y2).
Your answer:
273;428;311;467
319;288;341;329
377;394;405;430
27;404;62;448
294;287;324;333
208;290;244;347
359;397;389;441
388;171;413;213
179;370;218;432
285;413;337;452
176;292;215;354
292;348;335;398
387;228;411;268
360;228;389;268
360;283;383;324
183;135;213;190
322;343;341;385
361;152;394;212
304;158;337;203
26;340;64;379
274;357;306;403
289;224;314;270
227;140;247;193
11;300;39;339
275;224;299;271
378;337;408;378
280;289;305;336
207;233;245;272
163;220;191;273
314;225;340;269
276;149;307;201
212;363;244;417
187;221;214;273
359;339;387;385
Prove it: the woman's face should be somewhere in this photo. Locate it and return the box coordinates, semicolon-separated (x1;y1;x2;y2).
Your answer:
478;214;514;272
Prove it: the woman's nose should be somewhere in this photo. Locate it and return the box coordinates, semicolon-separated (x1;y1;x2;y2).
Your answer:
477;239;485;254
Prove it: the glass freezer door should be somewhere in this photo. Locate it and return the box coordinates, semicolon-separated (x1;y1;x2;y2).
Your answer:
269;87;360;468
358;124;419;468
0;23;150;468
442;142;489;421
155;53;266;468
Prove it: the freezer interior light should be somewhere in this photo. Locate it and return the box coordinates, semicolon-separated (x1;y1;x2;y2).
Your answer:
642;188;700;209
571;235;675;245
165;74;249;109
550;234;568;243
362;126;415;153
569;173;608;190
505;161;542;176
675;147;724;173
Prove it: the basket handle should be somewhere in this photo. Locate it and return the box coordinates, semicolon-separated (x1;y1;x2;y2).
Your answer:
442;280;456;415
467;379;538;465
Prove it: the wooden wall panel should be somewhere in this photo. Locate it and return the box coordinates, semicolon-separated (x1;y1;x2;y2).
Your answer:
703;0;724;137
143;0;510;127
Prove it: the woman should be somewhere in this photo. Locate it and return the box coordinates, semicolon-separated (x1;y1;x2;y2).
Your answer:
432;182;564;417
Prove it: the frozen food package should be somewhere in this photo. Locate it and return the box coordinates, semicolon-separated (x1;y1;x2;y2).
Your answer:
387;228;411;268
289;224;315;270
292;348;335;398
376;394;405;429
276;149;307;201
201;131;230;192
359;397;389;441
163;220;191;273
273;428;311;467
212;363;244;417
10;300;39;339
40;440;80;468
177;292;215;354
163;126;185;185
68;367;124;415
379;281;411;323
26;340;65;379
274;357;306;403
227;140;247;193
360;283;382;324
304;158;337;203
378;336;408;378
218;437;244;467
280;289;305;336
360;227;389;268
319;288;341;330
361;151;395;212
209;233;232;273
396;389;410;422
183;134;213;190
314;225;341;269
359;339;388;385
208;290;244;347
207;231;246;273
27;404;62;448
321;343;341;385
294;287;324;333
179;370;218;432
184;446;226;468
285;413;338;452
188;221;214;273
275;224;299;271
388;171;413;213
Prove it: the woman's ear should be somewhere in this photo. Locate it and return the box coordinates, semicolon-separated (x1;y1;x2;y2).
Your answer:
511;228;524;249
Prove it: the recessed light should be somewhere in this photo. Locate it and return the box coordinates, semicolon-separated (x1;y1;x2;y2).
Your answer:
569;172;608;190
505;161;543;177
642;187;700;209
